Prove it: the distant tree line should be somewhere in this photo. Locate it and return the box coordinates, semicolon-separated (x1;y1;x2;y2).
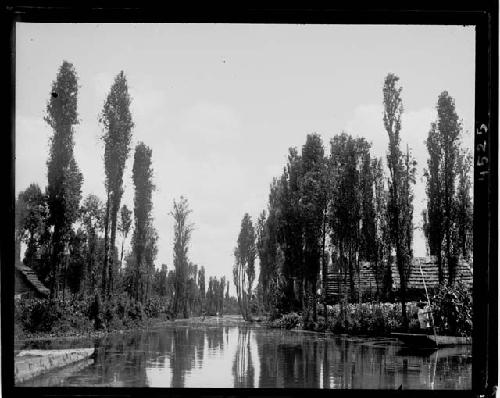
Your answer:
234;73;473;329
15;61;237;327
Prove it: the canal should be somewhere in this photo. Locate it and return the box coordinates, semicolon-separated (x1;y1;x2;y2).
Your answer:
17;316;471;389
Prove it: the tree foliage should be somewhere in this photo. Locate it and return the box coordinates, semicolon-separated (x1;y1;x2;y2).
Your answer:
171;196;194;318
329;134;370;302
234;213;256;321
100;71;134;300
132;142;155;303
45;61;83;298
79;194;104;296
383;73;416;329
424;92;468;285
299;133;328;323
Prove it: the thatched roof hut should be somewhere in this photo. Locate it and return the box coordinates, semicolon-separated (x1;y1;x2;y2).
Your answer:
326;256;473;303
15;263;50;299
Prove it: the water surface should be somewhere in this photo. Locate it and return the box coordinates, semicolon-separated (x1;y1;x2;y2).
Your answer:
17;316;471;389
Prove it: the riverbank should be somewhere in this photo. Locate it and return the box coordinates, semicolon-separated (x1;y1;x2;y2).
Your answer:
15;314;254;346
15;316;472;389
15;316;168;343
264;299;472;338
169;314;265;327
15;348;95;384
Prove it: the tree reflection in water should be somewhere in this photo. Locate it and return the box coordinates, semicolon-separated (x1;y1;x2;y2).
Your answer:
207;325;224;352
232;327;255;387
21;325;471;389
170;328;197;387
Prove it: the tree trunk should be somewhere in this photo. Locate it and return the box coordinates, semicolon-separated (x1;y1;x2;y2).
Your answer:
102;191;110;301
312;277;317;323
437;247;443;285
50;228;62;299
120;234;126;269
397;251;409;330
322;224;328;325
348;249;355;303
109;201;118;298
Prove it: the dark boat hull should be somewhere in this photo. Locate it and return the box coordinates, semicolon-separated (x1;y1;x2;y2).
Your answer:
392;333;472;348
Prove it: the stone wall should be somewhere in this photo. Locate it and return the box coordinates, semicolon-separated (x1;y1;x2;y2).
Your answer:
15;348;95;384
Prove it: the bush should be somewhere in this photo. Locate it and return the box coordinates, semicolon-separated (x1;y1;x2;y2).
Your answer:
266;302;423;336
144;296;164;319
322;302;417;335
268;312;302;329
15;297;93;335
15;293;177;337
103;294;147;329
431;282;472;337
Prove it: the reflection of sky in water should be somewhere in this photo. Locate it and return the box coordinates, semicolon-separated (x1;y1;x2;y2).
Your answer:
146;328;261;387
18;321;471;389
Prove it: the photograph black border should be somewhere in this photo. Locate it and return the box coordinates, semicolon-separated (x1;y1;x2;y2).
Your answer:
1;3;497;398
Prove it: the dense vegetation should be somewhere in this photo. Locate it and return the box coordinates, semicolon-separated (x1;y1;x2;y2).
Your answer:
15;63;472;338
15;61;237;335
235;73;473;335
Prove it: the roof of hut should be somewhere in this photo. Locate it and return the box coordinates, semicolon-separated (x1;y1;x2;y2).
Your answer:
391;256;473;290
16;263;50;297
326;256;473;300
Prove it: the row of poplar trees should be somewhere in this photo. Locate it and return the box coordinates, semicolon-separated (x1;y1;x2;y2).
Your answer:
15;61;231;319
15;60;155;306
235;73;472;329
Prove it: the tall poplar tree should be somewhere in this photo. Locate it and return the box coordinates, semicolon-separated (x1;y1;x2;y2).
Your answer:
234;213;256;321
171;196;194;318
372;158;391;298
100;71;134;299
132;142;154;303
437;92;461;284
299;134;327;323
424;92;466;284
424;122;444;283
383;73;416;329
328;133;370;302
80;194;103;296
278;149;304;312
45;61;83;298
198;266;206;313
456;148;473;261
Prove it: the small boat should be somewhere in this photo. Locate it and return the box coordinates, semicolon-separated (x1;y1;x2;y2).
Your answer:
391;332;472;348
392;264;472;349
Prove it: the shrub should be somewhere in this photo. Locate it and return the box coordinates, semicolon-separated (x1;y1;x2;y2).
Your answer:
431;282;472;337
322;302;414;335
15;297;94;335
128;300;145;322
144;296;164;319
268;312;301;329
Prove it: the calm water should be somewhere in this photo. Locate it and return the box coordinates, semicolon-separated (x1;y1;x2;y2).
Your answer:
17;317;471;389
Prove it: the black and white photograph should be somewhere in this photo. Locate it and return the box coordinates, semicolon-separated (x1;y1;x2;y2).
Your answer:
5;14;495;393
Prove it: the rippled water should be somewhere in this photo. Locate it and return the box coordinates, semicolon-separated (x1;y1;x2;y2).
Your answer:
17;317;472;389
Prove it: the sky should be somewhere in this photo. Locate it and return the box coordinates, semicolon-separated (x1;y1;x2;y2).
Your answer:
15;23;475;293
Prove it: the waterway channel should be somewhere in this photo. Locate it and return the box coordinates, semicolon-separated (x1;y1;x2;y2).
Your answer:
16;316;472;389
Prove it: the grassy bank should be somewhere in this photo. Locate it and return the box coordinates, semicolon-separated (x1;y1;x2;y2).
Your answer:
266;283;472;337
15;294;178;341
14;295;249;342
266;301;472;337
266;302;418;336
